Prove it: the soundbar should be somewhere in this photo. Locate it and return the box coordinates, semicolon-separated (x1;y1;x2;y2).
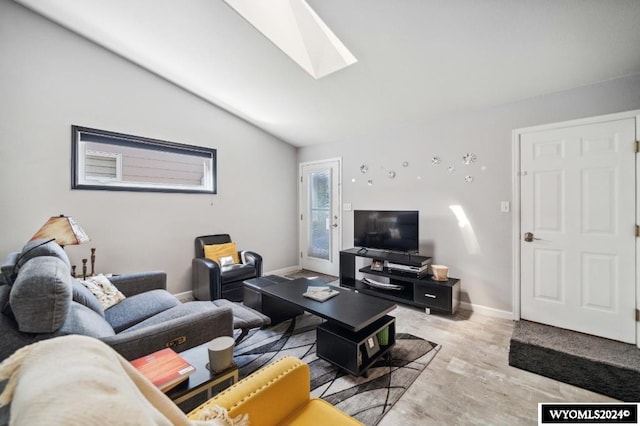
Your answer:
384;260;431;272
384;259;432;278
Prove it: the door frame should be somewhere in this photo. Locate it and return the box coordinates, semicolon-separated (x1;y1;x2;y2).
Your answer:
511;109;640;347
298;157;343;273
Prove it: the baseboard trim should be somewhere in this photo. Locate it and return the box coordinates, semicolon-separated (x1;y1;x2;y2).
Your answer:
459;301;513;320
265;265;301;277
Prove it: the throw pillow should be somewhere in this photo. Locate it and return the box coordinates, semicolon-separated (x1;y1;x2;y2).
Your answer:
71;278;105;316
204;243;240;265
218;255;235;267
79;274;125;310
195;405;249;426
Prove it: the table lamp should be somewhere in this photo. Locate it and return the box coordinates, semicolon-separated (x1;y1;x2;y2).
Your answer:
30;215;90;247
7;215;91;284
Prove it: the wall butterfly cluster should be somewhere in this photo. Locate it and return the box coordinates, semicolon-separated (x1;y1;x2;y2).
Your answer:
355;152;479;186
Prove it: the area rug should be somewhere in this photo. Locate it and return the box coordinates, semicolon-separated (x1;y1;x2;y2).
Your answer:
283;269;338;284
233;314;440;426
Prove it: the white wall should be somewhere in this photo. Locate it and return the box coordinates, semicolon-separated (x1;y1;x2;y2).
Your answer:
0;0;299;293
299;73;640;314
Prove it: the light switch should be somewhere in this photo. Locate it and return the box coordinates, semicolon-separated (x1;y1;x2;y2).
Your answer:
501;201;510;213
343;203;352;211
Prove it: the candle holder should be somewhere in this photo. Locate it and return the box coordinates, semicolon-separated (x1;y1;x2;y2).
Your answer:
90;248;96;276
82;259;88;279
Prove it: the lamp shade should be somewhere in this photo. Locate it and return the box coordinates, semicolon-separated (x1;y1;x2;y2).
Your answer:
30;215;90;246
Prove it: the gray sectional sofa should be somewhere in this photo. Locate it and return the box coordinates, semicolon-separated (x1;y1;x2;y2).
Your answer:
0;240;235;361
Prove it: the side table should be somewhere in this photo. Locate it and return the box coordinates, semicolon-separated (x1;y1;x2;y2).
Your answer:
165;343;238;412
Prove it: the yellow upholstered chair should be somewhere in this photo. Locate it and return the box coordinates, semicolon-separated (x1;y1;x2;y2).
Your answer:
188;356;363;426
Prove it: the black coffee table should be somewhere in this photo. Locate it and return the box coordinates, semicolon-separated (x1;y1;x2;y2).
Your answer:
260;278;397;376
244;275;304;324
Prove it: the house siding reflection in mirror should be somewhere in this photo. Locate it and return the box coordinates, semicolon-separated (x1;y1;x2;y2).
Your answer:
71;126;216;194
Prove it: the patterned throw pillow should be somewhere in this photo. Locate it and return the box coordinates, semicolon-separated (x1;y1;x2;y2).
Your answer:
195;405;249;425
79;274;126;310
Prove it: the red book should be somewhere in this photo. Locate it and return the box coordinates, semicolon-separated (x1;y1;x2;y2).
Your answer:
131;348;195;392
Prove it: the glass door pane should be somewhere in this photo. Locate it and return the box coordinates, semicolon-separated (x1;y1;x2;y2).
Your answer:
307;169;330;260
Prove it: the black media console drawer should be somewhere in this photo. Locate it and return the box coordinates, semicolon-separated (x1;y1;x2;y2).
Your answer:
414;282;450;311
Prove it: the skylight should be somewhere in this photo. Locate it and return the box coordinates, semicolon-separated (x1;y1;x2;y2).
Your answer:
224;0;357;79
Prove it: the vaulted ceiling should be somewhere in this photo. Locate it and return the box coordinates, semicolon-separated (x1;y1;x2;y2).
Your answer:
14;0;640;147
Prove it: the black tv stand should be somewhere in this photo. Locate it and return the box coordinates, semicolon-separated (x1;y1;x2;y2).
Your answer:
339;248;460;314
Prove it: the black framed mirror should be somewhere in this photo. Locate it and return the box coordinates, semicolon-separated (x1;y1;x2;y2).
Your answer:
71;126;216;194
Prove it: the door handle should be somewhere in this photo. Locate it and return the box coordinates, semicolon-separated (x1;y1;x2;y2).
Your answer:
524;232;541;242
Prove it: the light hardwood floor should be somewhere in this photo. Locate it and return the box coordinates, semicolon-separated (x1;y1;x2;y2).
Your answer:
380;305;615;425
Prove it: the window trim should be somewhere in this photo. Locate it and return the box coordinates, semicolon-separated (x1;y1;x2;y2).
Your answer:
71;125;217;194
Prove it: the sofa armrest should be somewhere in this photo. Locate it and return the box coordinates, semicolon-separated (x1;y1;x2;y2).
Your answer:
241;251;263;276
192;258;221;300
109;271;167;297
101;305;233;360
188;356;310;426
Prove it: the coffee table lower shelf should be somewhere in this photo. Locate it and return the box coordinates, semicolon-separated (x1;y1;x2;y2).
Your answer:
316;315;396;377
165;343;239;412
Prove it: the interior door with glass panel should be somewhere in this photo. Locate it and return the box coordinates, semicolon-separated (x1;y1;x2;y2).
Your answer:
300;159;341;276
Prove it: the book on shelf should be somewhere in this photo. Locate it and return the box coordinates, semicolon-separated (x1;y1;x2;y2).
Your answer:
303;285;339;302
130;347;195;392
363;334;381;358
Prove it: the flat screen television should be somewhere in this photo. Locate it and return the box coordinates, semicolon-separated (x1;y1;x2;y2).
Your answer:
353;210;419;254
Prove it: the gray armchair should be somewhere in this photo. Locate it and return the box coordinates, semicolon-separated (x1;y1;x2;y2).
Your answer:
0;240;234;361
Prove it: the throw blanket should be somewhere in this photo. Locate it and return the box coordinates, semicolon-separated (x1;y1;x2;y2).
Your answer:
0;335;247;426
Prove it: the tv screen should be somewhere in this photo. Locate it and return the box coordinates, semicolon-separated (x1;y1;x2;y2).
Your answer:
353;210;419;253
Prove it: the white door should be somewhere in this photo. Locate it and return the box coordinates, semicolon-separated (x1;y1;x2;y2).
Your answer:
520;117;636;343
300;159;341;276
